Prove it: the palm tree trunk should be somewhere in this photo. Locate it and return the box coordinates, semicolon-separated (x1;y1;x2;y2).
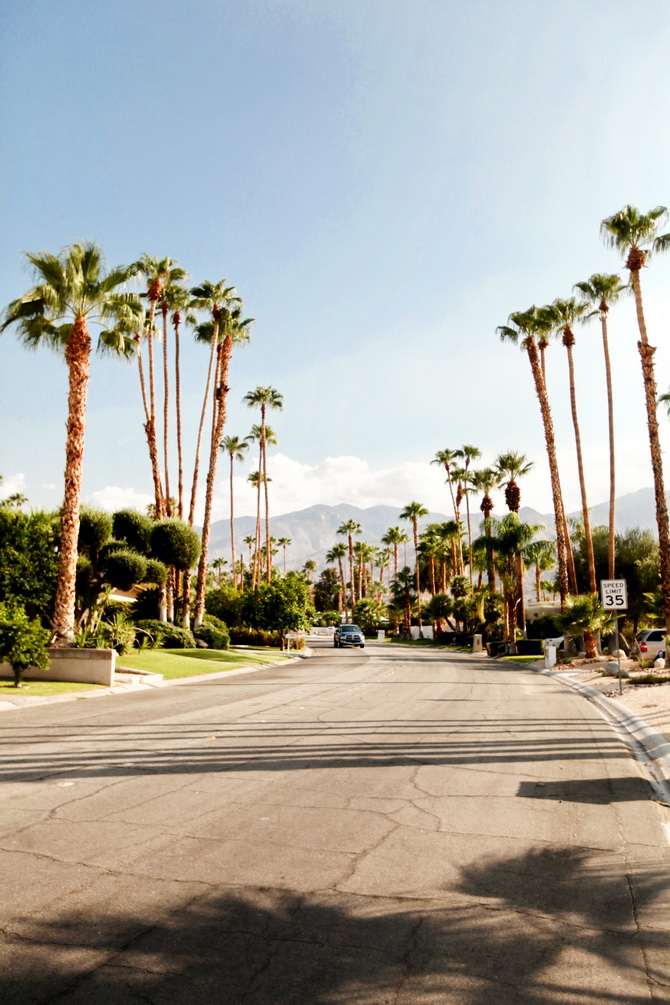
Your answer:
263;436;272;584
564;335;597;592
188;333;218;526
146;304;164;519
413;519;422;632
525;339;569;607
348;534;355;616
229;452;237;589
161;304;171;515
630;267;670;647
173;313;184;521
135;332;164;518
598;306;617;579
51;316;90;646
193;332;232;628
465;493;474;587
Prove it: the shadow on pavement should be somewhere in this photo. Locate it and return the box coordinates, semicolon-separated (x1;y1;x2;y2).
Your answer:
3;845;667;1004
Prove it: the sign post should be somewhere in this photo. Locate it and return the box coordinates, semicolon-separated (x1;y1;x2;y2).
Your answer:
600;579;628;694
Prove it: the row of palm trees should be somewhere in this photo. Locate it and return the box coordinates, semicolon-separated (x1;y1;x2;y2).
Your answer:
1;244;283;643
497;205;670;654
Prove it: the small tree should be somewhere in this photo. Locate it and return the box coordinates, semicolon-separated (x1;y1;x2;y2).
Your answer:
555;594;613;660
0;605;50;687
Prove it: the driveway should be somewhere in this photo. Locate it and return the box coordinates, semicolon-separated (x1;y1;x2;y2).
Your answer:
1;642;669;1003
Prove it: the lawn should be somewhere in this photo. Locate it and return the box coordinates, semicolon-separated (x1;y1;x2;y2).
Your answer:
0;678;101;697
117;647;292;679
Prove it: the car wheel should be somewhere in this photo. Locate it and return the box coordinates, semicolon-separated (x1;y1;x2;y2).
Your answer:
360;643;365;648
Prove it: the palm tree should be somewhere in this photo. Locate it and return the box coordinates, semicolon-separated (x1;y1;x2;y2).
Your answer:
277;536;292;575
431;449;464;572
337;520;362;614
556;593;613;660
381;526;406;581
472;467;500;593
495;451;533;514
187;280;239;526
135;255;184;516
220;435;249;588
326;543;348;616
246;424;277;588
524;539;556;603
459;445;481;585
192;300;254;628
2;243;139;645
541;297;597;594
132;307;164;517
497;308;570;606
400;501;429;633
601;208;670;650
482;514;539;648
574;273;628;579
163;282;195;520
244;387;283;584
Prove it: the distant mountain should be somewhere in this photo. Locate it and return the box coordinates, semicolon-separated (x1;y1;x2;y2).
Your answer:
209;503;449;570
209;489;664;570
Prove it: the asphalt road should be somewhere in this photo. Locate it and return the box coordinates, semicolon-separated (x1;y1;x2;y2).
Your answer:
1;642;669;1004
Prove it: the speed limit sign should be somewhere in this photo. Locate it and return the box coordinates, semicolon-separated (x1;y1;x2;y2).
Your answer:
600;579;628;610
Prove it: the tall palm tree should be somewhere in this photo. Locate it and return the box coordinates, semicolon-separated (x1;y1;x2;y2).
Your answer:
495;451;533;514
472;467;500;593
244;387;283;584
524;539;556;603
156;261;187;516
187;281;239;526
326;543;348;615
400;501;429;633
2;243;139;645
574;273;628;579
163;282;195;520
601;205;670;655
277;536;292;575
459;444;481;585
246;424;277;588
192;302;254;628
135;256;182;516
381;526;406;581
431;448;465;570
497;308;570;606
541;297;597;594
132;308;164;517
337;520;362;615
220;435;249;588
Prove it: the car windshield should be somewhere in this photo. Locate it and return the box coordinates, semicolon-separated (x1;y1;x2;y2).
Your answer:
340;625;360;631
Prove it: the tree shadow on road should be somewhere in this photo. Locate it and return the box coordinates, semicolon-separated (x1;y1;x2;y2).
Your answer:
4;844;668;1005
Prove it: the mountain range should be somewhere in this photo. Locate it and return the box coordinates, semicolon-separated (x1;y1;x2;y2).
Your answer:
208;488;663;571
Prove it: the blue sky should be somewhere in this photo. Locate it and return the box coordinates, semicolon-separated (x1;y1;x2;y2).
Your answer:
2;0;670;524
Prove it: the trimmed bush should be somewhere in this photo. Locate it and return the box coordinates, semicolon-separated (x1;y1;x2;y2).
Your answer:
112;509;153;554
228;627;283;648
104;549;148;592
194;623;230;650
150;519;201;571
159;625;196;649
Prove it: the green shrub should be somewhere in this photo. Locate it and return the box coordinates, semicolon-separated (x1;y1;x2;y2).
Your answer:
159;625;196;649
194;623;230;650
0;604;50;686
150;519;201;571
133;618;171;648
104;549;148;592
228;627;283;648
112;509;153;554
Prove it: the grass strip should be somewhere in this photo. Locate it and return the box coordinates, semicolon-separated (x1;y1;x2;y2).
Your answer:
117;647;291;679
0;678;100;697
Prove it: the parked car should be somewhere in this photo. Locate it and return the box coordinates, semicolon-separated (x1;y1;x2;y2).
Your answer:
334;624;365;648
634;629;667;657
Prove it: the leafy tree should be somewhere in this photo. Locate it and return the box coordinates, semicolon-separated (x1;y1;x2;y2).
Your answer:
205;585;243;627
112;509;153;554
1;243;140;644
314;567;341;611
0;508;59;620
353;597;385;632
0;604;50;686
246;573;315;633
555;594;613;660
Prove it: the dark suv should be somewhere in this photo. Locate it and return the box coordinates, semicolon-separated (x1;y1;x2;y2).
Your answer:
333;624;365;648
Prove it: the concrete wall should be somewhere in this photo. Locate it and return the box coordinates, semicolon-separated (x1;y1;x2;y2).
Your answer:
1;648;116;687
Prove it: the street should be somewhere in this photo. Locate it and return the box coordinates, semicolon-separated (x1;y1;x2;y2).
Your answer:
1;642;669;1004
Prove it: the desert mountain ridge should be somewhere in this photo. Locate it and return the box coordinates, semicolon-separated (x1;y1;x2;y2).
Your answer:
208;487;662;571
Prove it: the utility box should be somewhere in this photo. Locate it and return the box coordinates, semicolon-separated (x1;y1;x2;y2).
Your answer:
472;634;483;653
544;644;557;668
377;630;385;641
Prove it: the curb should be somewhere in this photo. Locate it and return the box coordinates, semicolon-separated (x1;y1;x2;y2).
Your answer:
529;661;670;804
